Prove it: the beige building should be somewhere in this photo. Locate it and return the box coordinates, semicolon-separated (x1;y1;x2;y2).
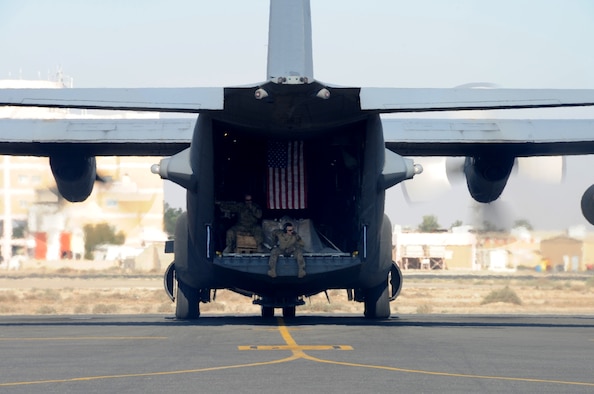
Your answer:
393;230;478;270
540;235;583;272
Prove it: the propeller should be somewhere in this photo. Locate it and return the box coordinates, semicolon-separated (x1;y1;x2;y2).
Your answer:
401;155;564;229
514;156;565;183
399;82;566;230
401;157;464;204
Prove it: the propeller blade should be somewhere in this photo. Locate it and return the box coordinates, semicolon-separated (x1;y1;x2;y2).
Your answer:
401;157;465;203
515;156;565;184
401;157;450;203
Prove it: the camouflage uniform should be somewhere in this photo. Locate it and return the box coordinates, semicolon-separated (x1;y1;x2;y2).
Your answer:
224;200;264;252
268;228;306;278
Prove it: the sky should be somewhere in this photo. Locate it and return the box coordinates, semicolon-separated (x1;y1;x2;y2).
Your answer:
1;0;594;230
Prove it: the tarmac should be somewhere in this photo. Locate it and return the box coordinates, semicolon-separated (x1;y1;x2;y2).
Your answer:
0;313;593;393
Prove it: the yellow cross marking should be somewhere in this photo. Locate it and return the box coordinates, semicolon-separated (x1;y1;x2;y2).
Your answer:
238;345;352;351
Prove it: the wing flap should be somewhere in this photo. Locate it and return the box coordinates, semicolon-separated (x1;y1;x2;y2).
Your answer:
383;118;594;156
0;118;194;156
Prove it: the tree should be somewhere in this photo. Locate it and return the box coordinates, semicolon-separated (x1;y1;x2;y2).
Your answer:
450;220;463;229
12;223;26;239
83;223;125;260
164;202;184;236
418;215;440;232
512;219;533;231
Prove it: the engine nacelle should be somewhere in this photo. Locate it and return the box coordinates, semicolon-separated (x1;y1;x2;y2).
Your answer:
49;154;97;202
464;154;514;203
581;185;594;225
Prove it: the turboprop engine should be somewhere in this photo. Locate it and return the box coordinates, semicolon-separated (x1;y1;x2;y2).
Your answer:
463;154;515;203
49;154;97;202
401;155;515;204
581;185;594;225
401;155;564;205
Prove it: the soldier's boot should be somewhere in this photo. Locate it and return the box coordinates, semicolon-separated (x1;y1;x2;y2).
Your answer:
224;232;235;254
268;258;277;278
297;260;306;278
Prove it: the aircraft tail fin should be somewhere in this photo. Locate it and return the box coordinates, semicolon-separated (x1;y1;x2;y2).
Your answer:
267;0;313;84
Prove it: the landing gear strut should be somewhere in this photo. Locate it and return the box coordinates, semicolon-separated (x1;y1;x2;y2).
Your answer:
176;279;200;319
256;297;303;318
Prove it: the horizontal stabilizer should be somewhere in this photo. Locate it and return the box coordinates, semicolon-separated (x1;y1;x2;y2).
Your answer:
0;87;224;113
362;88;594;113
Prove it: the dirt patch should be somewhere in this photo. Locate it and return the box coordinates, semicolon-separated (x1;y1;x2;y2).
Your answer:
1;270;593;316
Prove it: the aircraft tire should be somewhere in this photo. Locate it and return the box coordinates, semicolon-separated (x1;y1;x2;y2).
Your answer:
389;262;403;301
363;278;390;319
261;306;274;318
282;306;296;318
176;279;200;319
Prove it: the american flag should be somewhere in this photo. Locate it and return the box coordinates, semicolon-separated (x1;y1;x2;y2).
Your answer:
267;140;307;209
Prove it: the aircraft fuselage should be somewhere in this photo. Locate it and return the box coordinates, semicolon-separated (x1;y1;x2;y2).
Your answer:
170;82;395;316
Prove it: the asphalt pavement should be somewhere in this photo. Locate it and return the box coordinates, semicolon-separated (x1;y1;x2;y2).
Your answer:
0;314;593;393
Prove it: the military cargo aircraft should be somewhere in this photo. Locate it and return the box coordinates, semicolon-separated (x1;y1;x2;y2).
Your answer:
1;0;594;319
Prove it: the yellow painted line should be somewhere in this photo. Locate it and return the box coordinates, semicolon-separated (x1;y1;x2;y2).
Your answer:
0;336;167;341
277;317;308;357
304;355;594;387
238;345;352;351
274;318;594;388
277;318;299;346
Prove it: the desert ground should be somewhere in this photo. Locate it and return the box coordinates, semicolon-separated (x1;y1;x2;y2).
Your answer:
0;261;593;316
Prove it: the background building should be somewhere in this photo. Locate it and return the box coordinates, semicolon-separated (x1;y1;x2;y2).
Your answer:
0;76;167;262
393;228;477;270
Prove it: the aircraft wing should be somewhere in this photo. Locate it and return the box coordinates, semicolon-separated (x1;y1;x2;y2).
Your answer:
383;118;594;157
0;87;224;113
0;118;194;156
369;86;594;157
361;87;594;112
